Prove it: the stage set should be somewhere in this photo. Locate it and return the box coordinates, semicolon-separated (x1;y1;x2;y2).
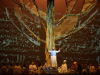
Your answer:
0;0;100;74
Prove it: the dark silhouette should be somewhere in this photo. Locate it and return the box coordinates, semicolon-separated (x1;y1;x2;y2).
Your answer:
77;64;82;74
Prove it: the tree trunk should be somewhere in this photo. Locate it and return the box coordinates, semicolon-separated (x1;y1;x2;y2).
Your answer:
45;0;55;64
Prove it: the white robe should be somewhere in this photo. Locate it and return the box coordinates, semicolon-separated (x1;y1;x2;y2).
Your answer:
58;63;68;73
48;50;60;67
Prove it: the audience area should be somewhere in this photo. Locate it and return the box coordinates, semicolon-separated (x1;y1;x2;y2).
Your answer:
0;61;100;74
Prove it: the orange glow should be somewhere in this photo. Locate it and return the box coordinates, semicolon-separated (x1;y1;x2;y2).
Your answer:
35;0;47;11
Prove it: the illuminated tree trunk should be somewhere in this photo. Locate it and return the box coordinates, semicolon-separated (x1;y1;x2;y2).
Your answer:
45;0;55;64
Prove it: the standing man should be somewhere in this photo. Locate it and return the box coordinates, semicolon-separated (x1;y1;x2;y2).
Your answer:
48;47;60;68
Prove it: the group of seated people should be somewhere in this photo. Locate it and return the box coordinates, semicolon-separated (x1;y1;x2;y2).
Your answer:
0;60;52;74
0;60;100;74
82;63;100;74
58;60;100;74
58;60;79;74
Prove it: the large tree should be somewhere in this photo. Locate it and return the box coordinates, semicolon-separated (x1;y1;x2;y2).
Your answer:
4;0;100;63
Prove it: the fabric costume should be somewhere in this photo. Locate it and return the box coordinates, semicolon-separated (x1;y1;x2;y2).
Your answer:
58;60;68;73
48;50;60;67
69;64;78;72
43;63;51;73
29;64;37;74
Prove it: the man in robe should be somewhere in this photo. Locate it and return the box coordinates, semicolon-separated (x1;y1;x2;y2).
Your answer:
58;60;68;73
68;61;78;73
29;61;37;74
48;47;60;68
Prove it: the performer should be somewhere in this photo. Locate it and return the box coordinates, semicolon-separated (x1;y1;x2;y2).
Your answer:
58;60;68;73
48;47;60;68
68;61;78;73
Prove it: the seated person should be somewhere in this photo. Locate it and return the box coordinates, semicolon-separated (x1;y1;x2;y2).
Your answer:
0;63;8;74
83;63;90;74
58;60;67;73
43;60;51;73
68;61;78;73
77;64;82;74
37;62;44;74
22;64;29;74
8;64;14;74
89;63;96;74
13;63;22;74
29;61;37;74
97;63;100;74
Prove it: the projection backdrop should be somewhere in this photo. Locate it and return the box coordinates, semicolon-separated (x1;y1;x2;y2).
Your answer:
0;0;100;65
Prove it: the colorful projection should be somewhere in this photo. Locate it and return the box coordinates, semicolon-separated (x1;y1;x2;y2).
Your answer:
0;0;100;65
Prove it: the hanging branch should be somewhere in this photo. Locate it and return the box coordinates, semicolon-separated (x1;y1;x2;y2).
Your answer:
55;9;99;40
5;7;42;45
32;0;47;31
12;0;46;20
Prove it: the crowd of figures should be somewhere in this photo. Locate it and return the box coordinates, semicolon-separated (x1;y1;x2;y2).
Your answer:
0;60;100;74
58;60;100;74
